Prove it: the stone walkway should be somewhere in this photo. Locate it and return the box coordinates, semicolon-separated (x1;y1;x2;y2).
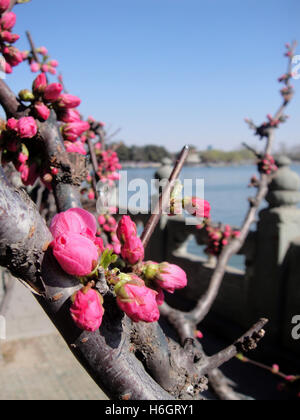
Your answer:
0;278;107;400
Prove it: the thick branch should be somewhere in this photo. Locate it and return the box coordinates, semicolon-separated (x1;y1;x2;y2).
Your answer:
0;171;172;400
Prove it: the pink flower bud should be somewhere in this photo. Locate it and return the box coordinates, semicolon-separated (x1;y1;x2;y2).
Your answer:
70;287;104;332
0;12;16;30
17;117;38;139
48;66;57;75
43;83;63;102
57;108;81;123
38;46;48;56
0;31;19;43
57;93;81;109
184;197;211;218
98;215;106;226
62;121;90;142
34;102;50;121
272;364;280;374
18;152;28;164
52;233;99;276
41;64;49;73
4;62;12;74
6;117;18;131
49;59;59;67
121;235;144;265
154;262;187;294
115;274;160;323
0;0;10;13
50;208;97;240
117;215;137;243
88;190;95;200
195;330;204;339
3;46;23;66
65;140;87;155
32;73;47;93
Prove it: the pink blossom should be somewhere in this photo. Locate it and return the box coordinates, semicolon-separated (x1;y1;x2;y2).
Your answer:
43;83;63;102
184;197;211;218
17;117;38;139
3;46;23;67
30;62;41;73
195;330;203;339
1;31;19;43
41;64;49;73
0;0;10;13
65;140;87;155
115;275;160;323
32;73;47;93
117;215;137;243
4;62;12;74
18;152;28;164
154;263;187;294
38;46;48;56
6;117;18;131
0;12;16;30
98;215;106;226
50;208;97;240
121;235;144;265
70;287;104;332
62;121;90;142
88;190;95;200
48;66;57;75
57;93;81;109
34;102;50;121
49;59;59;67
52;233;99;276
57;108;81;123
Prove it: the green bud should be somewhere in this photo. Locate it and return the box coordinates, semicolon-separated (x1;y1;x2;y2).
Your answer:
19;89;35;102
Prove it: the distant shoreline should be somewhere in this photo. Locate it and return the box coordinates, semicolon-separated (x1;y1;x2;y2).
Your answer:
120;159;300;169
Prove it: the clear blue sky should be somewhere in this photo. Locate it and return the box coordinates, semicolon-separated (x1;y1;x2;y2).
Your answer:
8;0;300;151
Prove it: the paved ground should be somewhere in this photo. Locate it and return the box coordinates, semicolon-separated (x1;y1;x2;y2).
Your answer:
0;276;294;400
0;278;107;400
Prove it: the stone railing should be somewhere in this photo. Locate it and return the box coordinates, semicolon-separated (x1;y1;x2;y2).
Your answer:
128;155;300;361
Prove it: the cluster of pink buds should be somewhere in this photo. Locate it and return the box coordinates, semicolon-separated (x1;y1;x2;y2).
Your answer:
98;214;121;255
0;4;23;74
48;210;190;330
204;224;241;257
0;116;41;185
50;208;104;277
27;45;59;75
258;154;278;175
96;149;122;185
117;216;144;266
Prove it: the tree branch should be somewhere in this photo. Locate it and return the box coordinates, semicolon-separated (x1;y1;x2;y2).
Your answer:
0;169;173;400
141;145;190;249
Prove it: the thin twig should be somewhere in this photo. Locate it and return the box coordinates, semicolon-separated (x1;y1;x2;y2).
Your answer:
26;30;40;64
87;138;99;199
141;145;190;249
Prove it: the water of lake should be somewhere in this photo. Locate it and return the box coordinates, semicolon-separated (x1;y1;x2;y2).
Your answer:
123;164;300;269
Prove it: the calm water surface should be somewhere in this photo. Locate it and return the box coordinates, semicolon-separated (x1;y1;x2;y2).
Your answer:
124;164;300;269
